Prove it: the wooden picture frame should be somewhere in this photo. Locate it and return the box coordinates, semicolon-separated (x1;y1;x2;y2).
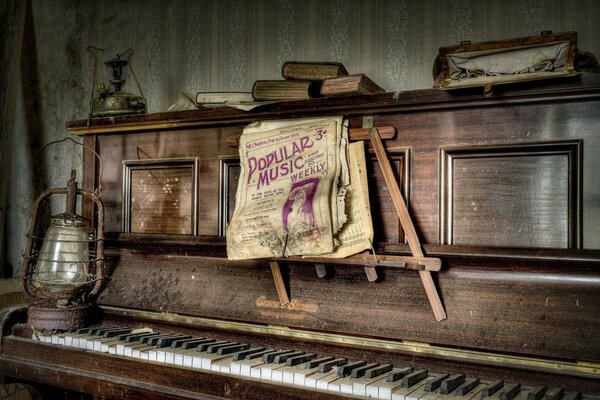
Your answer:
122;158;199;235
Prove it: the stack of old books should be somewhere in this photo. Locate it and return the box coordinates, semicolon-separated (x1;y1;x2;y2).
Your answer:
252;61;385;101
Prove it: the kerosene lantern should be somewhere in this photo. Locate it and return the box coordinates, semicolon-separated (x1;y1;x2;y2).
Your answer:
20;170;107;331
90;49;146;118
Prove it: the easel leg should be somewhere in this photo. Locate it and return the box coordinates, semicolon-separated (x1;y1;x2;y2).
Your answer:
369;128;447;321
269;260;290;306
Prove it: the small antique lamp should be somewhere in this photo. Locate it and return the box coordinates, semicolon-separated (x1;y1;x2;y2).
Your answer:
20;170;107;331
90;50;146;118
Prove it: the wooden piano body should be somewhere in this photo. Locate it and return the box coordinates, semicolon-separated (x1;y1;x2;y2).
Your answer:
1;76;600;399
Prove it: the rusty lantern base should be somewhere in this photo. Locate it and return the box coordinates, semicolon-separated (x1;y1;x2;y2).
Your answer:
27;299;93;332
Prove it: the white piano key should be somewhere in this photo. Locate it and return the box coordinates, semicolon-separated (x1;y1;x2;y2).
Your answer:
63;333;77;347
365;368;407;399
304;370;335;389
100;339;119;353
208;355;235;371
171;348;197;366
210;356;235;373
92;337;116;352
126;343;151;358
392;375;436;400
316;372;340;391
237;358;267;377
77;334;95;349
335;375;357;395
258;362;288;381
201;352;231;370
293;366;320;386
230;361;243;375
191;354;206;369
147;349;159;361
353;373;396;397
164;350;176;364
271;365;300;383
51;333;65;346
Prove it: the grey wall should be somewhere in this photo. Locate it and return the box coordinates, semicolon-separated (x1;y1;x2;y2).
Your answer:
3;0;600;276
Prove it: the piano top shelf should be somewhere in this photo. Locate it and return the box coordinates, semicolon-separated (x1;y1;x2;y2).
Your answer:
65;74;600;136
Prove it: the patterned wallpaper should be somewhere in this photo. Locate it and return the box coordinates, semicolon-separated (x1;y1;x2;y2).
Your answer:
4;0;600;274
25;0;600;113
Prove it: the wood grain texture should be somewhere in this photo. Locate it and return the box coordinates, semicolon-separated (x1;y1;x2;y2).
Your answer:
369;127;446;321
96;246;600;363
3;75;592;398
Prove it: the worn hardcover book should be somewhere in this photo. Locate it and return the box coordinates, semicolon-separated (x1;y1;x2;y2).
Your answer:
320;74;385;97
252;80;317;101
281;61;348;81
196;91;254;104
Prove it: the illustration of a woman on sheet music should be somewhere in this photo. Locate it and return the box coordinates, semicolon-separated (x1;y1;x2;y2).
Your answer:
282;178;320;242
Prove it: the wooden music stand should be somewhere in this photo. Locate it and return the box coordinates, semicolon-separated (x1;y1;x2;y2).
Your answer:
231;125;446;320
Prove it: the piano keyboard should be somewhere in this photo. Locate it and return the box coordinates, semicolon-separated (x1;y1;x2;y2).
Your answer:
32;325;587;400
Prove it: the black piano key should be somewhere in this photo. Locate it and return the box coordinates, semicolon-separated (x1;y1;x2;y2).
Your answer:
183;338;214;350
561;392;581;400
206;341;238;354
402;369;428;387
146;334;177;347
481;380;504;399
337;360;367;377
273;351;304;364
198;340;230;352
285;352;317;366
90;326;116;336
500;383;521;400
456;378;480;396
386;367;413;382
139;333;163;345
216;343;250;355
170;337;206;348
440;374;465;394
546;388;565;400
350;362;379;379
424;374;449;391
76;325;100;334
246;349;277;360
304;356;334;369
262;349;295;363
103;328;133;338
147;334;177;346
233;347;267;361
527;385;546;400
317;357;347;373
78;325;111;335
364;363;393;379
122;332;156;343
156;335;193;348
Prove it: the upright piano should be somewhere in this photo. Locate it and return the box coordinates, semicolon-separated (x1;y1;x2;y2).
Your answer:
1;76;600;399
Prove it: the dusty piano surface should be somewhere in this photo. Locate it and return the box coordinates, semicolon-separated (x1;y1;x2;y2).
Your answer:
2;76;600;399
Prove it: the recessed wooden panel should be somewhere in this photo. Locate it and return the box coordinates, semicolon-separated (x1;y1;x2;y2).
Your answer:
440;142;582;248
218;157;241;236
366;148;409;245
122;158;199;234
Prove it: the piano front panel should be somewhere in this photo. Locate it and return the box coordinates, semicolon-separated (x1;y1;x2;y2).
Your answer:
97;248;600;363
